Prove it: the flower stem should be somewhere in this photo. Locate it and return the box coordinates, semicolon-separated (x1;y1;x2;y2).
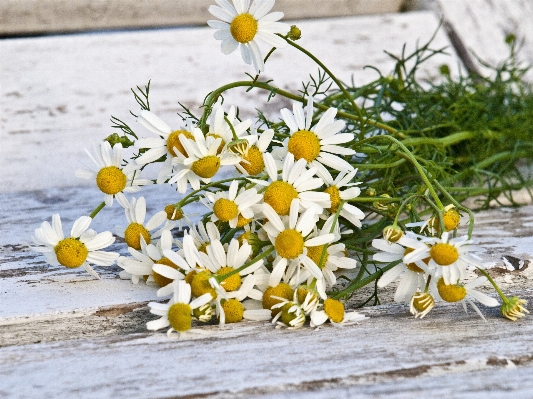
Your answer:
89;201;106;219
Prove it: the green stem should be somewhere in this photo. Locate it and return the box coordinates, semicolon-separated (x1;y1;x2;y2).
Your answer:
476;267;508;302
89;202;106;219
224;115;238;141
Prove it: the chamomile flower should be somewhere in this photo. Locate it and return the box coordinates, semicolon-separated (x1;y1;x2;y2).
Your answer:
410;291;435;319
147;280;213;338
207;103;252;151
436;276;499;321
316;166;365;228
373;233;432;303
202;180;261;227
279;97;355;173
249;152;330;215
118;229;178;286
185;221;221;254
136;110;197;184
404;232;483;285
75;142;151;208
169;129;240;193
32;214;118;279
310;298;366;327
272;299;306;329
262;199;336;287
208;0;289;73
117;196;168;250
235;127;275;176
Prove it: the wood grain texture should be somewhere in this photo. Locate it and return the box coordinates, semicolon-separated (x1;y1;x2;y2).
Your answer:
0;11;458;192
0;0;404;35
434;0;533;80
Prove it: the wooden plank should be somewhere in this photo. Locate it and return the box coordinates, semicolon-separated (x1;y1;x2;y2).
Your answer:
434;0;533;80
0;0;404;35
0;11;459;193
0;295;532;398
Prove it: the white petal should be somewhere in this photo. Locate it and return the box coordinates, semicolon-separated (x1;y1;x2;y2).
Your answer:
71;216;92;238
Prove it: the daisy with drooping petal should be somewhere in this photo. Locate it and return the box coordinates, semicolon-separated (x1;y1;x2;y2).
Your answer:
262;199;336;287
117;196;168;250
404;231;483;286
249;152;330;215
310;298;367;328
235;127;276;176
271;299;306;329
208;0;289;73
32;214;118;279
373;232;433;303
315;166;365;228
410;291;436;319
279;96;355;173
207;102;252;151
136;110;197;184
118;229;179;286
436;276;499;322
201;180;262;227
75;142;151;208
169;129;241;193
147;280;213;339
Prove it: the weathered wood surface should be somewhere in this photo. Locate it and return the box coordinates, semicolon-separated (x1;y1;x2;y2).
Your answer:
434;0;533;80
0;0;404;35
0;11;458;193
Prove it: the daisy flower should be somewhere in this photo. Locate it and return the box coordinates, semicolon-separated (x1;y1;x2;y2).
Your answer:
262;199;336;287
315;166;365;228
184;221;221;254
310;298;367;328
136;110;197;184
118;229;178;286
235;127;275;176
201;180;262;227
410;291;436;319
271;299;306;329
117;196;168;250
249;152;330;215
32;214;118;279
279;96;355;173
373;233;433;303
75;142;151;208
208;0;289;73
436;276;499;322
404;231;483;285
168;129;240;193
206;102;252;151
146;280;213;338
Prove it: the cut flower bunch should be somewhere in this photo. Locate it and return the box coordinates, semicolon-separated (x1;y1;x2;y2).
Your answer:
33;0;533;336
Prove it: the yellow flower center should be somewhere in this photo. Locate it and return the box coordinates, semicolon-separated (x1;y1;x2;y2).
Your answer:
190;271;217;299
239;145;264;175
123;222;151;250
437;278;466;302
152;257;179;287
213;198;239;222
501;296;529;321
164;204;184;221
383;225;403;243
280;302;298;326
167;302;192;332
191;155;220;178
230;13;258;44
275;229;304;259
324;185;341;213
221;299;244;324
54;238;88;268
323;298;344;323
184;270;197;285
430;243;459;266
263;283;294;316
430;208;461;232
167;130;195;157
216;266;242;292
236;214;252;228
411;292;434;313
404;247;427;273
306;245;328;269
206;133;225;154
264;181;298;215
96;166;127;195
287;130;321;162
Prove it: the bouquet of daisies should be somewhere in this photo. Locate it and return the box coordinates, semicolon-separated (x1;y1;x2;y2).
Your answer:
32;0;529;338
